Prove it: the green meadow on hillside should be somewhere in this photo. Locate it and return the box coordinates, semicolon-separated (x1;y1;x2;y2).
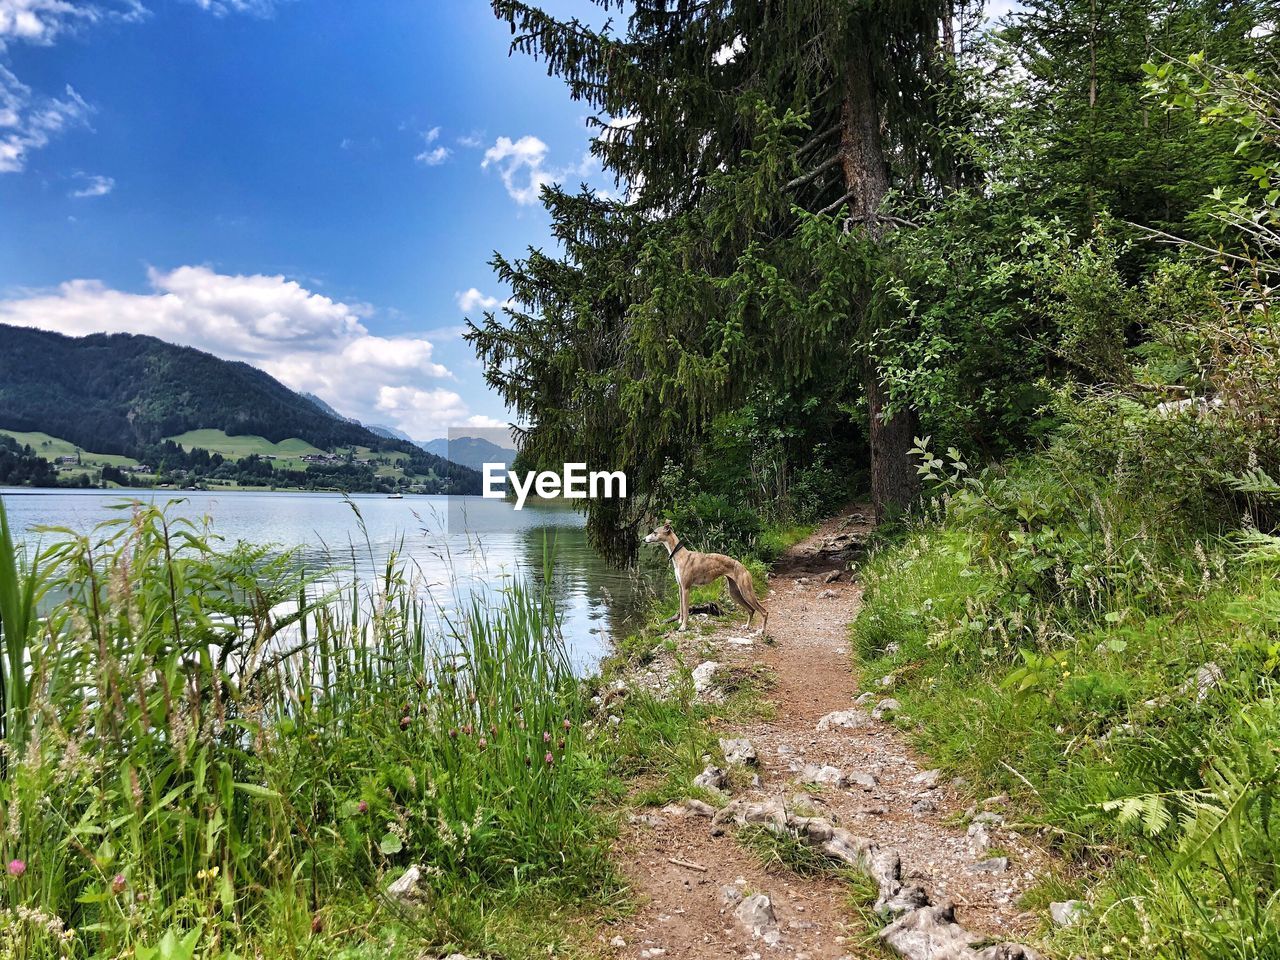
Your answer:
0;429;141;469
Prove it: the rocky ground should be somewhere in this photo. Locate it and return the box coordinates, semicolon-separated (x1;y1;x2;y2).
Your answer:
599;511;1060;960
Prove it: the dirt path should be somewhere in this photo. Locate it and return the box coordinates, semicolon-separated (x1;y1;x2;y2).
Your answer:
603;510;1051;960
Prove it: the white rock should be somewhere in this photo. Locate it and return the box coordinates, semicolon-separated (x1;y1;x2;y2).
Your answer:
966;856;1009;874
609;935;627;948
818;589;838;599
386;864;424;901
720;737;758;766
816;709;868;733
662;798;716;818
847;770;878;791
871;697;901;720
693;765;728;790
734;893;778;939
910;769;942;789
967;821;991;854
1050;900;1084;926
692;661;720;694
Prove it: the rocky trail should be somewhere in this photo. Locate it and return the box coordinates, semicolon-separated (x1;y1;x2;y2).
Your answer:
601;511;1058;960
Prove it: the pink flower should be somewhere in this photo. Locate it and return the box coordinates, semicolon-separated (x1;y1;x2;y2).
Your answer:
563;718;572;731
448;727;458;739
543;731;551;743
111;874;127;894
477;737;488;750
544;752;554;765
462;723;473;736
357;801;368;814
6;860;25;877
399;716;411;730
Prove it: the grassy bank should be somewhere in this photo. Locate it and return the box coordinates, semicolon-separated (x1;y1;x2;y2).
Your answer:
0;499;636;959
852;428;1280;958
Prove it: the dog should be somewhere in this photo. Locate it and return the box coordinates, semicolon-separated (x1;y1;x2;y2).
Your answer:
644;521;769;634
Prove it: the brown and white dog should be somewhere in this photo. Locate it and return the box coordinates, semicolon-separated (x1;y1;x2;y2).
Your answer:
644;521;769;634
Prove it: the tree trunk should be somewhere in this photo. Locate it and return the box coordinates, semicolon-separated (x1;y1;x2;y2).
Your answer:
838;38;920;520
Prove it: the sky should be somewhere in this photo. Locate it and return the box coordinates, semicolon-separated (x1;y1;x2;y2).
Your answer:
0;0;618;441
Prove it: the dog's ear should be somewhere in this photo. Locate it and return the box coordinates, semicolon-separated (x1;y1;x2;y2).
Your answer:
662;520;673;532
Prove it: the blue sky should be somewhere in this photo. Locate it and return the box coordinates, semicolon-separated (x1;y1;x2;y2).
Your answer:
0;0;616;440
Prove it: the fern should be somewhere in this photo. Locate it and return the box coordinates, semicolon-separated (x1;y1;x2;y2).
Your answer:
1224;467;1280;497
1101;793;1174;837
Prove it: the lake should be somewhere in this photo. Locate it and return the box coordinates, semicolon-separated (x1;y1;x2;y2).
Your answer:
0;487;668;671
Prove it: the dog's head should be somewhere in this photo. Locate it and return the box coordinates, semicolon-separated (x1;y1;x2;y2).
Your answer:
643;521;675;544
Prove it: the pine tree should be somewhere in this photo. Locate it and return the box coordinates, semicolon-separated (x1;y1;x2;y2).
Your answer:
469;0;972;548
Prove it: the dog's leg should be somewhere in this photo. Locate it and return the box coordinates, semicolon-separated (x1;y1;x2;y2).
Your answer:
738;568;769;635
726;577;753;627
678;584;689;631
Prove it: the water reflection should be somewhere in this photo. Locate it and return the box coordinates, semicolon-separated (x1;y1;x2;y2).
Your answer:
0;487;666;672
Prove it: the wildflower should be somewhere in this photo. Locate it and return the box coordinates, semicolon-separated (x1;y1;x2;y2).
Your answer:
477;737;488;750
6;859;25;877
111;874;127;894
448;727;458;739
400;716;411;730
563;718;572;731
311;915;324;934
489;723;497;736
543;731;551;743
544;752;554;765
558;739;566;751
357;801;369;814
462;723;473;736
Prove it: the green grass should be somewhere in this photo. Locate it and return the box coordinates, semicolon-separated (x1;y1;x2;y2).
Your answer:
0;498;620;959
0;429;140;468
166;428;326;462
851;456;1280;959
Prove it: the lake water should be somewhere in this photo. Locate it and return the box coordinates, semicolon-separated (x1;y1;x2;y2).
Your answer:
0;488;668;671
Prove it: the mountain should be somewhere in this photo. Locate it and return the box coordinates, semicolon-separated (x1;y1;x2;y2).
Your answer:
365;423;412;442
301;392;354;423
421;435;517;472
302;392;411;441
0;324;482;493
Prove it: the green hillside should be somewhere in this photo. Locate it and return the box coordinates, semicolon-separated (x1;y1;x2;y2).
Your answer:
167;430;325;461
0;324;482;494
0;429;140;468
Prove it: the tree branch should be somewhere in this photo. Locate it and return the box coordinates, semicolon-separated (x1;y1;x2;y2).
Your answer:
784;154;841;191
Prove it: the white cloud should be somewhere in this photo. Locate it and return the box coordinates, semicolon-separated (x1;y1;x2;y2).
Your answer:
482;134;599;205
413;126;450;166
482;135;553;205
0;0;144;48
416;145;449;166
68;171;112;197
0;266;495;439
0;66;91;173
711;36;744;66
457;132;483;149
454;287;511;313
182;0;284;16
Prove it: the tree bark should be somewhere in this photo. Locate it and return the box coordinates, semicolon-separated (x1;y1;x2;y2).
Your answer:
838;37;920;520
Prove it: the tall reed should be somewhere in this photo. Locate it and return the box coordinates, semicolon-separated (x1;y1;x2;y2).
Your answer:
0;498;607;959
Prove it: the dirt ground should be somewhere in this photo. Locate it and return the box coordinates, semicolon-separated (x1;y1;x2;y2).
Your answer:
596;510;1051;960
